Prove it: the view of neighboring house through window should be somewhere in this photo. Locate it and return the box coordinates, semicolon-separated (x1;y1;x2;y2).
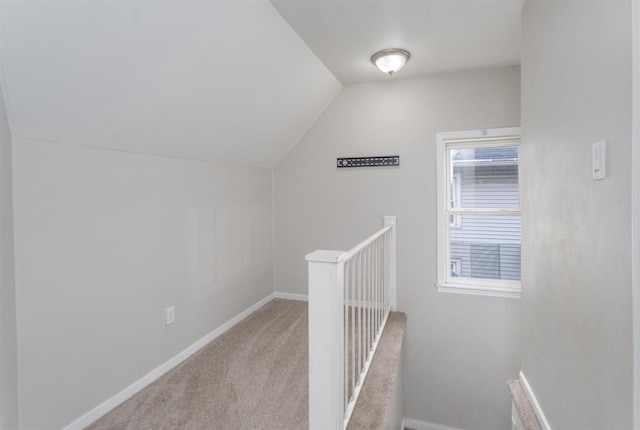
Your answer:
436;128;521;298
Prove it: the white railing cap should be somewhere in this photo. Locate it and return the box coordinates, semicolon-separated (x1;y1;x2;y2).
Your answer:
306;250;346;263
342;225;392;261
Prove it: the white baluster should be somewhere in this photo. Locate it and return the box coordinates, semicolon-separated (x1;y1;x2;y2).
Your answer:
384;216;397;311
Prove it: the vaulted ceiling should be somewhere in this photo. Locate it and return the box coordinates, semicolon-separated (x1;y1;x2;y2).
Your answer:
0;1;341;167
0;0;522;168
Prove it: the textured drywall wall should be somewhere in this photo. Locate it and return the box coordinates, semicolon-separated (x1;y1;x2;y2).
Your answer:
12;138;273;428
0;86;18;429
521;1;633;428
274;67;521;430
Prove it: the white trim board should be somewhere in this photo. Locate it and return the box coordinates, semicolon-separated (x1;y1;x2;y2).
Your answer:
519;371;552;430
62;293;276;430
436;284;521;299
273;291;308;301
632;1;640;427
403;417;463;430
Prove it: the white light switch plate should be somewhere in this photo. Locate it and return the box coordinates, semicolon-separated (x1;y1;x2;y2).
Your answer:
165;306;175;326
593;140;606;180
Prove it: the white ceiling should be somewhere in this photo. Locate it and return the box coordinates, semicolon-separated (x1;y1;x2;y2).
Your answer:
271;0;522;84
0;0;522;167
0;1;341;167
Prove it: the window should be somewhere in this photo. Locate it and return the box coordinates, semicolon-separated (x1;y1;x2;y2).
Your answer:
436;128;521;298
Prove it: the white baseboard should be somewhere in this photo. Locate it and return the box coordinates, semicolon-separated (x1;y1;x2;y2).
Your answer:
404;417;463;430
62;293;276;430
519;371;552;430
274;291;308;301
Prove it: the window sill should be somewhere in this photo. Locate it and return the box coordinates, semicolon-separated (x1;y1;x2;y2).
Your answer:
436;283;521;299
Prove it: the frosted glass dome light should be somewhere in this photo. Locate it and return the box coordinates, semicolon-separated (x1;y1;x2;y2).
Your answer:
371;48;411;76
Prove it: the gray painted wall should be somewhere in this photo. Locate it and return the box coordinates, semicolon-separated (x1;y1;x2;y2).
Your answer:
521;1;633;429
12;138;274;428
0;86;18;429
274;67;521;430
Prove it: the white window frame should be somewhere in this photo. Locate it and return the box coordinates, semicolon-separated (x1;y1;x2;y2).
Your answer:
436;127;521;299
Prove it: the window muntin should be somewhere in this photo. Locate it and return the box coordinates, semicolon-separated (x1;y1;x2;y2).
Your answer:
436;128;521;298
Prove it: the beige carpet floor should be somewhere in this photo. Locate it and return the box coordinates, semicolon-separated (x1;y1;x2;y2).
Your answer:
87;299;406;430
87;299;309;430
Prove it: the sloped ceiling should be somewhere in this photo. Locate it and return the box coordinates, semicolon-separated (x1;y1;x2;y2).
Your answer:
0;1;342;167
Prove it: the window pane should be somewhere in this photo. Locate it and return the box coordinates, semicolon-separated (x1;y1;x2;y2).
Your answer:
449;215;521;280
449;145;519;209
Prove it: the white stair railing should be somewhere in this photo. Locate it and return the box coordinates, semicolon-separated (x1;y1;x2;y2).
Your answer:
307;216;396;430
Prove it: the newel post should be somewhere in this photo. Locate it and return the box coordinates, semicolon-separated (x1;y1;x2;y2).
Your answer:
306;250;345;430
383;216;397;311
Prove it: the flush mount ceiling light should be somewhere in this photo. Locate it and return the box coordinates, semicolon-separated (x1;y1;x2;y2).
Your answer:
371;48;411;76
